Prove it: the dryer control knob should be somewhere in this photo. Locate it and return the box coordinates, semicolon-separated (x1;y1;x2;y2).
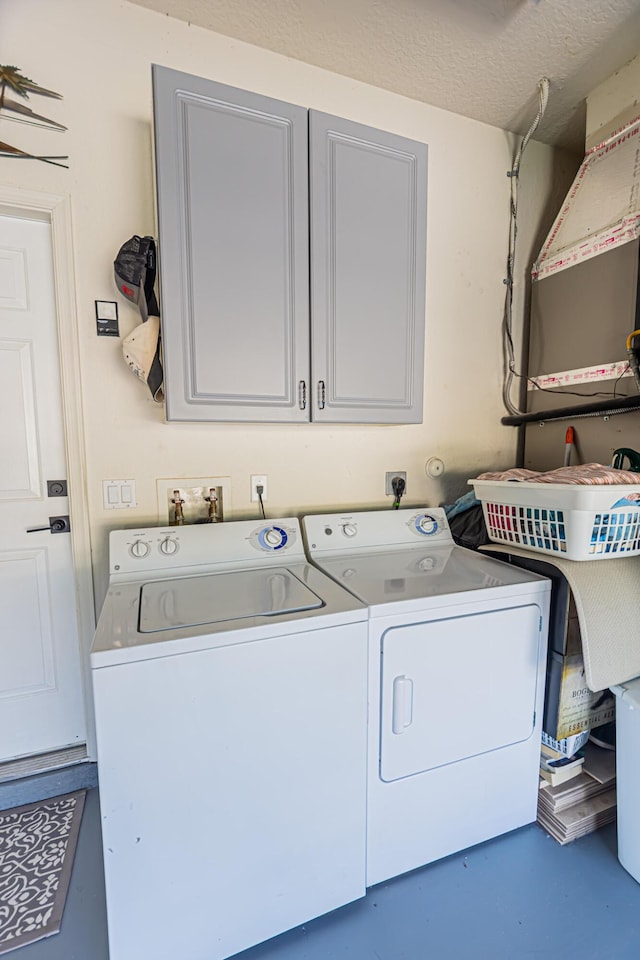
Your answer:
419;557;435;571
416;514;439;535
159;536;179;556
342;523;358;538
264;527;284;548
130;539;151;559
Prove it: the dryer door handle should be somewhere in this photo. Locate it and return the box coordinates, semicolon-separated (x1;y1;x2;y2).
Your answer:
391;675;414;734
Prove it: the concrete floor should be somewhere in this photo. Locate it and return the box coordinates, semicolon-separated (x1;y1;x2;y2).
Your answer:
10;787;640;960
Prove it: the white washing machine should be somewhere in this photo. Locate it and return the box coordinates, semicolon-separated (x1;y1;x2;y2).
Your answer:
91;518;368;960
302;508;551;887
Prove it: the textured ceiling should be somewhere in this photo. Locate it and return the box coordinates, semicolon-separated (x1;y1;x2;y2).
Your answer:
129;0;640;154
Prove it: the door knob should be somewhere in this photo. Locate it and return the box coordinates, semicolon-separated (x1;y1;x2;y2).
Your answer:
26;515;71;534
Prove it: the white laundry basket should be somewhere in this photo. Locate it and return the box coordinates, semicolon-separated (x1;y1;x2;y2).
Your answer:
470;480;640;560
611;679;640;884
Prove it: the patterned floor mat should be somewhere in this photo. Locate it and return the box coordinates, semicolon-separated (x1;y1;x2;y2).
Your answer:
0;791;86;955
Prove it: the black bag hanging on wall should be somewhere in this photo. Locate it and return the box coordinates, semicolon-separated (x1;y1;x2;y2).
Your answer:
113;235;164;402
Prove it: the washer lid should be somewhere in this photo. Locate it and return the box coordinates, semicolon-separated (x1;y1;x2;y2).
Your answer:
139;567;323;632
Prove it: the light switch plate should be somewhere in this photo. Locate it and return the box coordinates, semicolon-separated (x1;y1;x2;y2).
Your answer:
96;300;119;337
103;479;137;509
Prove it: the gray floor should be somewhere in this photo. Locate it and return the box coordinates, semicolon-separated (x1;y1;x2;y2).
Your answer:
10;787;640;960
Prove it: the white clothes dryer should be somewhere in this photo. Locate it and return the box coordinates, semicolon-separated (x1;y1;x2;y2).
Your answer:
91;518;368;960
302;508;551;887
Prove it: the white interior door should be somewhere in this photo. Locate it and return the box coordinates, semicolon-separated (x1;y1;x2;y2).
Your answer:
0;213;86;762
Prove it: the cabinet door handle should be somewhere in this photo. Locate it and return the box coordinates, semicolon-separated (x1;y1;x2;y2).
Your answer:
317;380;326;410
298;380;307;410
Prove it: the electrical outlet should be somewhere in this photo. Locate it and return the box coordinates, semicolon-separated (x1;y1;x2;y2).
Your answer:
385;471;407;496
156;477;232;525
251;475;268;502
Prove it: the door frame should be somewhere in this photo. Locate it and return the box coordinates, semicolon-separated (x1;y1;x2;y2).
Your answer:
0;185;96;760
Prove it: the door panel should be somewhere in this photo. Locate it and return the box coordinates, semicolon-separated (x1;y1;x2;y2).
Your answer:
0;550;55;695
380;604;541;782
0;340;39;496
153;66;310;422
0;214;86;761
310;111;427;423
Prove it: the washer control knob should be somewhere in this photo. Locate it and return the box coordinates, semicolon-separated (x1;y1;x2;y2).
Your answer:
264;527;284;548
159;536;179;556
342;523;358;538
129;539;150;559
257;525;289;551
419;557;435;572
416;514;439;536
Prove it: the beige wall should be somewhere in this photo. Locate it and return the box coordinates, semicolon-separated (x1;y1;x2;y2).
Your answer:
2;0;571;606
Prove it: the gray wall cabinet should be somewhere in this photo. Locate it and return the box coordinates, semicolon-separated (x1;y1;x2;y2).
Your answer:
309;112;427;423
152;66;310;423
152;66;428;423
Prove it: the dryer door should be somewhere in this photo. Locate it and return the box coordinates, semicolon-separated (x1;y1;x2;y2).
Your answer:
379;604;541;782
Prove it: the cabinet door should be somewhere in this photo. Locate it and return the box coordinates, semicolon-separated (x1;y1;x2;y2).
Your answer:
153;66;310;422
309;112;427;423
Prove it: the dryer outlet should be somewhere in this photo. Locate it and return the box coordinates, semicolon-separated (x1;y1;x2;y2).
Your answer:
385;471;407;496
156;477;232;525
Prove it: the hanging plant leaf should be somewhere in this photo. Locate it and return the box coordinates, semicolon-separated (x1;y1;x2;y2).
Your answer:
16;79;63;100
1;96;67;130
0;139;69;168
0;139;32;155
0;65;62;102
0;66;68;167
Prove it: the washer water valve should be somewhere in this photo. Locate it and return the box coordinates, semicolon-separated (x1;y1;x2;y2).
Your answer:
172;489;185;525
205;487;221;522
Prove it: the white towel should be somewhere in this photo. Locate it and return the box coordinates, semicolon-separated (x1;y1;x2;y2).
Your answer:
481;544;640;691
477;463;640;485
